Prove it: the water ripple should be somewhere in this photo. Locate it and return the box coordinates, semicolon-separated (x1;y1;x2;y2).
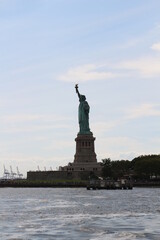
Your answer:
0;188;159;239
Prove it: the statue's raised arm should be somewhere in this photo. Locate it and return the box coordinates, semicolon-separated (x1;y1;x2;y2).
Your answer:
75;84;80;99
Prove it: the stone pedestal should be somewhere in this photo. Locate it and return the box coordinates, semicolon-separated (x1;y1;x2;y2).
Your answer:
74;133;97;163
60;133;102;174
70;133;102;172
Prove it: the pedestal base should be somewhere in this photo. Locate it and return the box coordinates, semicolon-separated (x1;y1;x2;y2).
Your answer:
60;133;102;175
74;133;97;163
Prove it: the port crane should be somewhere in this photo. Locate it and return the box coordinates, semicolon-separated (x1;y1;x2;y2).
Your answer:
3;165;10;179
10;166;17;179
17;167;23;179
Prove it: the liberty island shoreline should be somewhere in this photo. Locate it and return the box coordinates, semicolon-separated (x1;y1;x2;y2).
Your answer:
0;178;160;188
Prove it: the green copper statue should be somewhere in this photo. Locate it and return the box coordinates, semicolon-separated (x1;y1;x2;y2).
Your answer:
75;84;92;135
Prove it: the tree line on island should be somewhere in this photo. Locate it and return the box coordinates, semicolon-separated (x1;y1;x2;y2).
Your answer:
101;154;160;181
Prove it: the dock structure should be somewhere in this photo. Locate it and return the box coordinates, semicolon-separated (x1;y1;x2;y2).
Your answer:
87;179;133;190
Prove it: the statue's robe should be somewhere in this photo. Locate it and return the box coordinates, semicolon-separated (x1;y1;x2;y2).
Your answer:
78;99;90;134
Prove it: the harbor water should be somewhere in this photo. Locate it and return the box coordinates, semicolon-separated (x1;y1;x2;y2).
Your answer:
0;188;159;240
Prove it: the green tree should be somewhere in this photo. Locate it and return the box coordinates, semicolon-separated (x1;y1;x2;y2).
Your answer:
112;160;131;179
132;155;160;179
101;158;112;178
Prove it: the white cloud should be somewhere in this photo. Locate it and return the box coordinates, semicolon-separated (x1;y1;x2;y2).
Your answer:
58;64;117;82
0;114;72;133
0;124;71;134
0;114;71;123
118;38;143;49
151;42;160;51
0;114;42;123
92;121;119;136
118;56;160;78
126;103;160;119
96;136;160;161
44;140;74;151
92;104;160;136
96;136;144;161
58;54;160;83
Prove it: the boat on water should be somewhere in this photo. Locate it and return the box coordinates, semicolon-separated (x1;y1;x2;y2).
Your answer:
87;178;133;190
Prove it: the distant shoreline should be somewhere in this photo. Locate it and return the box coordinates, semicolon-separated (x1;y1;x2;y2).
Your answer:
0;180;86;188
133;182;160;188
0;180;160;188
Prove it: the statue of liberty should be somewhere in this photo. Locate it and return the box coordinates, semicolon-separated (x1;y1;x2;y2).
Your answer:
75;84;92;135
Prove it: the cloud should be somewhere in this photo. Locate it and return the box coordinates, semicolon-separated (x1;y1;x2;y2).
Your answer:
118;56;160;78
58;37;160;82
96;136;144;161
0;114;72;133
92;121;120;136
58;64;117;82
91;104;160;137
126;103;160;119
0;124;71;134
96;135;160;162
115;41;160;77
58;53;160;83
151;42;160;51
0;114;71;123
44;140;74;151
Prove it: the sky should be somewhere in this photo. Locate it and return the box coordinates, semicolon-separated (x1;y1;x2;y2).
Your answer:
0;0;160;177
